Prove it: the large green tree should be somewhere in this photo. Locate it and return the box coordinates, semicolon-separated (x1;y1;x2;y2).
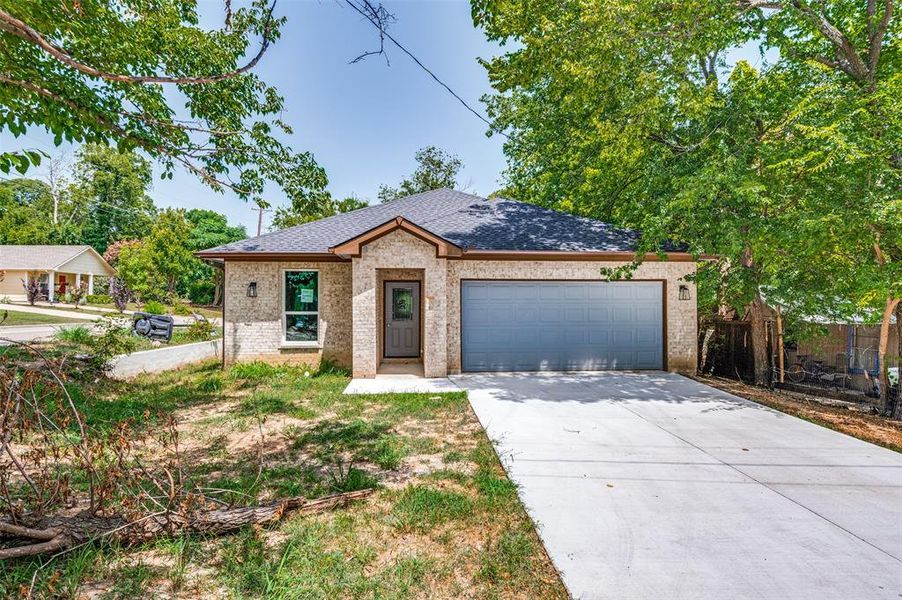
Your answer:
185;208;246;304
0;177;82;244
117;209;195;302
68;144;156;255
378;146;463;202
0;0;328;209
474;0;900;390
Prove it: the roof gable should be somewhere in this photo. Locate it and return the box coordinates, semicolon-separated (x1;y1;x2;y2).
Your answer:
330;217;462;258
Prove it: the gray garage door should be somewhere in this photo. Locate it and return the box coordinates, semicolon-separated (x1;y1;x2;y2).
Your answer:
461;281;663;372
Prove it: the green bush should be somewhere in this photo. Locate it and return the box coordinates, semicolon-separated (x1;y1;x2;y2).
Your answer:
171;301;192;316
185;319;214;341
86;294;112;305
142;300;166;315
90;316;138;363
54;325;94;345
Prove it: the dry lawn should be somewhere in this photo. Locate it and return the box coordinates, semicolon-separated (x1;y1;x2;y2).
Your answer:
1;360;566;600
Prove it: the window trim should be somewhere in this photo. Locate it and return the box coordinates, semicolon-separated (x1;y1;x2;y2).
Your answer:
281;268;321;347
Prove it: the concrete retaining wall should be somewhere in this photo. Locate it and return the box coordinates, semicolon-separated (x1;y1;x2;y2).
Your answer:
108;339;221;380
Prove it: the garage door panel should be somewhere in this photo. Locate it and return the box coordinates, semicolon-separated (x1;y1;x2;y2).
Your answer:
589;307;610;322
636;306;658;322
565;306;586;322
461;281;663;372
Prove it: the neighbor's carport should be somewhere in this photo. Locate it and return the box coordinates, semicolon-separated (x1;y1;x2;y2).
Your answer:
452;371;902;600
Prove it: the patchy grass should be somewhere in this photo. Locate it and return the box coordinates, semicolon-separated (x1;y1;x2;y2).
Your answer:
697;375;902;453
0;308;88;326
1;361;565;599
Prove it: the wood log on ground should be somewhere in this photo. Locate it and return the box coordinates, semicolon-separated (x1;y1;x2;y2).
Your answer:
0;489;373;560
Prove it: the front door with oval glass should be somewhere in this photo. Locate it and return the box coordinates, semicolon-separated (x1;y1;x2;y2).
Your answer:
384;281;420;358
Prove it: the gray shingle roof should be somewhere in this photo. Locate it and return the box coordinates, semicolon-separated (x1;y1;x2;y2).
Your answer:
199;189;685;255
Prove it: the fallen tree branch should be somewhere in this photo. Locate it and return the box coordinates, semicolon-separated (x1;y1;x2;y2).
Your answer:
0;489;373;559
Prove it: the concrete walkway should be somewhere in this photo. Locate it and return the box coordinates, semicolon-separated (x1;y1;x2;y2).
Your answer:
344;376;461;394
0;323;91;345
452;371;902;600
4;304;105;321
8;303;221;326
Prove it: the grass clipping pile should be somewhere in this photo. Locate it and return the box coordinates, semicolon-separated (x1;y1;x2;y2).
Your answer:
0;342;371;562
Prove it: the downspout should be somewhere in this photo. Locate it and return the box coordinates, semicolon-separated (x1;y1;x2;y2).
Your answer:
221;261;226;370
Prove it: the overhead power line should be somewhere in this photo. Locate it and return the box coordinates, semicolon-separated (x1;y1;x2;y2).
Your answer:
342;0;509;140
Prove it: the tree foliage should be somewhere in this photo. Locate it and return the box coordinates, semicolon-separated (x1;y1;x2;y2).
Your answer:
68;144;156;255
0;178;80;244
378;146;463;202
116;210;197;302
0;0;328;207
473;0;901;387
271;192;368;230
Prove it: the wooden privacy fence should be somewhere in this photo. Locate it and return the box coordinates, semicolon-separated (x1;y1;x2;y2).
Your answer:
699;320;759;382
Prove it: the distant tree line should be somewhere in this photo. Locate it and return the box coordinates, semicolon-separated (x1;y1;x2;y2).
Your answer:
0;144;245;305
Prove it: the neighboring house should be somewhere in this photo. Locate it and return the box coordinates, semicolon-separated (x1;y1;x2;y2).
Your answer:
0;245;115;302
196;189;699;378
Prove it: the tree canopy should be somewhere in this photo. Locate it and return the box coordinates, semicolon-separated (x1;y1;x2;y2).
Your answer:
68;144;156;255
0;0;328;208
378;146;463;202
473;0;901;386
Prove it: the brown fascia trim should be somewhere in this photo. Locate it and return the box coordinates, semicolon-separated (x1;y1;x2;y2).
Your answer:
193;251;349;262
329;216;463;259
457;250;710;262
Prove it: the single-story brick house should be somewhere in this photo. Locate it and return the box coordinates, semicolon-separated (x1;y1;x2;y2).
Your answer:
0;245;115;302
196;189;699;377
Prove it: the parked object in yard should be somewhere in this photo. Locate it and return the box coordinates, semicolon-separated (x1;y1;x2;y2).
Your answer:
132;312;173;342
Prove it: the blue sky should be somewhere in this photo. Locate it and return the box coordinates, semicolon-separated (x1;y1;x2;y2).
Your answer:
1;0;507;233
1;1;769;235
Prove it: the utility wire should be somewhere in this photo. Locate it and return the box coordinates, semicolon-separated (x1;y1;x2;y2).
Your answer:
342;0;509;140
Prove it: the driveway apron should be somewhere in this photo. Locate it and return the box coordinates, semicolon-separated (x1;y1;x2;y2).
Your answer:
451;372;902;600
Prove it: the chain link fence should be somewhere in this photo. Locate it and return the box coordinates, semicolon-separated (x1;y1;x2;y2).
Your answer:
700;320;900;417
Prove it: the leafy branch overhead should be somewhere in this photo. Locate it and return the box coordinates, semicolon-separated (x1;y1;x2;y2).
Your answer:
0;0;327;202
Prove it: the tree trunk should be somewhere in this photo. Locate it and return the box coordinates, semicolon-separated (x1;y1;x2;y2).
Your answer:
747;292;770;386
878;297;900;415
212;269;223;306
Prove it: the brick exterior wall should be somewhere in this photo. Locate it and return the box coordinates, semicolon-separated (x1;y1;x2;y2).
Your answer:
446;260;697;374
223;230;698;376
223;260;352;366
352;230;448;378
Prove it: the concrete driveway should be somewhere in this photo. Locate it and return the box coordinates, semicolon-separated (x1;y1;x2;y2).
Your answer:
451;372;902;600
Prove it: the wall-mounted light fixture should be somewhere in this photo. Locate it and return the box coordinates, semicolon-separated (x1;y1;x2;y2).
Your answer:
678;285;691;301
247;281;257;298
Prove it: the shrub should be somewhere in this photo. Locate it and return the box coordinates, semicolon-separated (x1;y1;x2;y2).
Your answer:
69;282;88;308
90;316;139;365
22;278;41;305
86;294;112;305
108;277;131;312
54;325;94;345
171;301;192;316
185;319;214;342
143;300;166;315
